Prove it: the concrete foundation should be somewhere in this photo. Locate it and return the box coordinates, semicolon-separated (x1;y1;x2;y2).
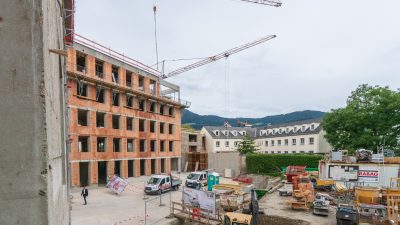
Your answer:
0;1;69;224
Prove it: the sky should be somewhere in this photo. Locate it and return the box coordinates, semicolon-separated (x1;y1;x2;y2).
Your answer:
75;0;400;118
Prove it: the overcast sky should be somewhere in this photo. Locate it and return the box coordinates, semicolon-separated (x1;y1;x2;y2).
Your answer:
75;0;400;117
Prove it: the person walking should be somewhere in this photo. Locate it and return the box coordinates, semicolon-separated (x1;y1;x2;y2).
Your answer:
81;186;89;205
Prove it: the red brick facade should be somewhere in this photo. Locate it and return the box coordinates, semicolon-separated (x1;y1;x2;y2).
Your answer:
67;45;183;187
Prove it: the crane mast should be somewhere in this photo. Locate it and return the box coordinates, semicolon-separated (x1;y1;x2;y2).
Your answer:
240;0;282;7
163;35;276;79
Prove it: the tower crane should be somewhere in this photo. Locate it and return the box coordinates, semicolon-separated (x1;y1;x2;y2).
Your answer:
239;0;282;7
162;35;276;79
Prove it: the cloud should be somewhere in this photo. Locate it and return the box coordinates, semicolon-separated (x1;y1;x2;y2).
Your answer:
75;0;400;117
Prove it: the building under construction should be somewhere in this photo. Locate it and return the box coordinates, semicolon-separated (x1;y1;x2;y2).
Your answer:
181;128;208;171
67;35;189;187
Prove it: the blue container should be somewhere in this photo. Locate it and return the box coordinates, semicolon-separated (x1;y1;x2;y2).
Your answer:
207;172;220;191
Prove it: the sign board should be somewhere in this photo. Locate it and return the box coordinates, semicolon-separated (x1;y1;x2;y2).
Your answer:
328;165;359;181
358;170;379;183
107;175;128;194
183;187;216;218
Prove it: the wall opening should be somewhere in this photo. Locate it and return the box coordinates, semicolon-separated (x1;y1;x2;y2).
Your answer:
113;138;121;152
161;159;165;173
127;139;134;152
169;141;174;152
112;92;120;106
138;76;144;90
126;117;133;131
79;162;89;186
139;139;146;152
159;122;165;134
95;60;104;78
151;159;156;174
98;161;107;185
96;87;105;103
139;119;146;132
171;158;179;171
78;136;90;152
140;159;146;176
114;161;121;176
77;82;88;97
150;140;156;152
128;160;134;177
77;109;89;126
159;104;164;115
149;101;156;113
189;134;197;142
126;95;133;108
160;140;165;152
111;66;119;84
112;115;120;129
150;121;156;133
169;124;174;134
96;112;105;128
149;80;156;95
76;53;86;72
126;71;132;87
97;137;106;152
138;99;145;111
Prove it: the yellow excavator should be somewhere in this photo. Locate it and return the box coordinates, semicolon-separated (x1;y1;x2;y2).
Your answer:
223;190;260;225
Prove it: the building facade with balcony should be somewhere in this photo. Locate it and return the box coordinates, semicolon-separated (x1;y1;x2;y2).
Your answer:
67;40;189;187
201;119;331;154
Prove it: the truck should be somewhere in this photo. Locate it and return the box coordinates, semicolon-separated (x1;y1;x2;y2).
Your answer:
336;204;356;225
185;171;208;189
277;182;293;196
144;174;182;195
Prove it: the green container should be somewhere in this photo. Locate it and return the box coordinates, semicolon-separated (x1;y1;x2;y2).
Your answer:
255;189;267;200
207;173;220;191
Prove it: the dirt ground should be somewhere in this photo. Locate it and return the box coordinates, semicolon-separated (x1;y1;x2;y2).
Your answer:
261;191;337;225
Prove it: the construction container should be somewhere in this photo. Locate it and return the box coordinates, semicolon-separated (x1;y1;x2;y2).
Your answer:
286;166;306;183
355;187;380;205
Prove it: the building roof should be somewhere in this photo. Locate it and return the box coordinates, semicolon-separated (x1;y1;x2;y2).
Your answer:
202;119;322;140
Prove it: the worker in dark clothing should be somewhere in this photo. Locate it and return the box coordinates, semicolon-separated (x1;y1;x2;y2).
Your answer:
81;186;89;205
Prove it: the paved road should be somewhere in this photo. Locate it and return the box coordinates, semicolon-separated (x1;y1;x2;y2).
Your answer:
71;173;188;225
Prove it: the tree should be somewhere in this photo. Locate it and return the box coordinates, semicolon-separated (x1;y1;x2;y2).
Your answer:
322;84;400;153
236;134;259;155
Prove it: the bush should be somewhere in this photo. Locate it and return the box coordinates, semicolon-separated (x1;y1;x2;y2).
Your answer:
246;154;323;176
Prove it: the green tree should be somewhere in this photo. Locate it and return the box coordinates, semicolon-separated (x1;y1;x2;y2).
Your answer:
322;84;400;153
236;134;259;155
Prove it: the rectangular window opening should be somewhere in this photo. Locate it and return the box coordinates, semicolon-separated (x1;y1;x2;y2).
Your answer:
151;140;156;152
76;53;86;72
139;99;145;111
138;76;144;90
126;71;132;87
112;115;120;129
169;141;174;152
113;138;121;152
78;136;89;152
126;95;133;108
150;121;156;133
139;119;146;132
95;60;104;78
78;109;89;126
168;124;174;135
97;137;106;152
112;66;119;84
140;139;146;152
96;112;105;128
127;139;134;152
112;92;120;106
95;87;105;103
126;117;134;131
149;101;156;113
160;140;165;152
77;82;88;97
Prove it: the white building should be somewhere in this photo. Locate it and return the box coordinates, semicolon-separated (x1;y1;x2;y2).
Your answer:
201;119;332;154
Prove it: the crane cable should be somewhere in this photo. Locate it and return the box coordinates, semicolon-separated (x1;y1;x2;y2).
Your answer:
224;56;230;116
153;1;159;70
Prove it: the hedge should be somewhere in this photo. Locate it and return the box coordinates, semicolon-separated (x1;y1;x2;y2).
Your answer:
246;154;323;175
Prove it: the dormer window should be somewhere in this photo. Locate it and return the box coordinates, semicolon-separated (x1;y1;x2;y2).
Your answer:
279;128;282;134
311;124;315;131
301;125;305;132
293;127;297;132
286;128;289;133
223;130;229;136
232;131;238;136
214;131;220;136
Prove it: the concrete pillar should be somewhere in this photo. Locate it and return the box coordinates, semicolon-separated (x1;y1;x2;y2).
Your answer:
134;160;141;177
0;1;69;224
156;159;161;174
108;161;115;177
166;158;171;174
121;160;128;179
90;161;98;185
71;162;80;187
145;159;152;176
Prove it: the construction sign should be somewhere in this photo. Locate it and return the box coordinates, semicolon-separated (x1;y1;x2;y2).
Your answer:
182;187;216;218
107;175;129;194
358;170;379;183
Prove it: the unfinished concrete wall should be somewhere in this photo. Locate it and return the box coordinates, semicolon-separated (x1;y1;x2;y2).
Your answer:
208;152;242;176
0;1;69;224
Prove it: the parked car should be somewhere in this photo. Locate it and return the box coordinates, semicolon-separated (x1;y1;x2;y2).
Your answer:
185;171;208;189
144;174;182;195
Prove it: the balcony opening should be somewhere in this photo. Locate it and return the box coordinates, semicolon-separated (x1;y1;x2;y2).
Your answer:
138;76;144;90
168;107;174;116
139;119;146;132
112;92;119;106
150;140;156;152
112;115;120;129
127;139;134;152
95;59;104;78
140;139;146;152
160;140;165;152
159;122;165;134
169;141;174;152
96;112;105;128
77;82;88;97
139;99;145;111
76;53;86;72
126;117;134;131
159;105;164;115
95;87;105;103
149;80;156;95
111;66;119;84
149;101;156;113
150;121;156;133
97;137;106;152
78;136;89;152
113;138;121;152
169;124;174;135
125;95;134;108
77;109;89;126
126;71;132;87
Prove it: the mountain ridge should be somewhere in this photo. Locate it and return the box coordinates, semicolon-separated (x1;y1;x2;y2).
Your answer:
182;109;325;130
